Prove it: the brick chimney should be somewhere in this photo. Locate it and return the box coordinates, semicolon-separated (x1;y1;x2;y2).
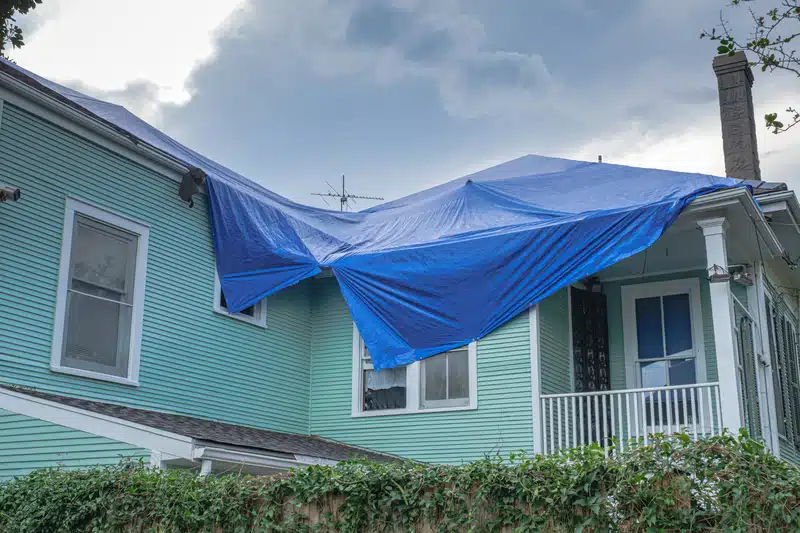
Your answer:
713;51;761;180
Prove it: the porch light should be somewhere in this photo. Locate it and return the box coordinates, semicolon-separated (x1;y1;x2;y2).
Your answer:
731;269;754;287
707;264;731;283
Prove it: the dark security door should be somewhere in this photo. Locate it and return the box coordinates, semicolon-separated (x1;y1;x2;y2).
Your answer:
571;287;611;445
571;287;610;393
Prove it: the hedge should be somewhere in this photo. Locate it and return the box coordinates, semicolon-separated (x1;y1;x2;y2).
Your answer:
1;432;798;532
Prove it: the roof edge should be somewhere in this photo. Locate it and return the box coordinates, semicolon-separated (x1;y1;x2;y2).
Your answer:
0;65;190;182
0;385;194;458
686;187;784;258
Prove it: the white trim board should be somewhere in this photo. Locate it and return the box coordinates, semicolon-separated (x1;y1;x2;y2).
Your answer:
529;305;542;454
0;387;194;458
50;197;149;386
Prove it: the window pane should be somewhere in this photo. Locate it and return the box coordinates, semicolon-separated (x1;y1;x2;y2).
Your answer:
635;297;664;359
663;293;692;355
62;291;131;377
219;290;256;317
448;350;470;399
70;215;137;303
668;358;696;386
640;360;667;388
423;353;448;401
363;367;406;411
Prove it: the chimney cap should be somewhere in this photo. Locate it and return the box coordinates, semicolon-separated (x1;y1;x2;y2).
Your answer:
713;51;753;80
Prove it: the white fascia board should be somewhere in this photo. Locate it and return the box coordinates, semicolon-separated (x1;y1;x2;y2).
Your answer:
0;388;194;459
294;454;340;466
758;191;800;230
686;188;784;258
0;72;190;185
193;446;302;471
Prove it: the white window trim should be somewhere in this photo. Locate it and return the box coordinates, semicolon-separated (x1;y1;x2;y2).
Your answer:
50;198;149;387
351;324;478;417
213;273;267;328
621;278;708;389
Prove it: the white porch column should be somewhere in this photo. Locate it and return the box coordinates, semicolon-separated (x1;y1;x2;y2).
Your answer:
530;305;543;453
698;217;742;432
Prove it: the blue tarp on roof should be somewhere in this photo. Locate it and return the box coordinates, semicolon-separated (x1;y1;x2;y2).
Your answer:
2;59;743;370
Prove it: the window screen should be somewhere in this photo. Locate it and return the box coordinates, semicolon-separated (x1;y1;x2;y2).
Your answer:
421;347;470;408
61;214;138;378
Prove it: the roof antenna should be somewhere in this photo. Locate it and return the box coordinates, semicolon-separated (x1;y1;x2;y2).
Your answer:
312;175;384;211
598;155;603;163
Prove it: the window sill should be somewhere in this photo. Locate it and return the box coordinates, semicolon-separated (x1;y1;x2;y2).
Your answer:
50;365;139;387
213;309;267;328
351;404;477;418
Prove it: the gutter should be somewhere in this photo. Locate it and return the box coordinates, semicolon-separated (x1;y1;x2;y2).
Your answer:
0;69;190;176
755;190;800;236
686;187;785;258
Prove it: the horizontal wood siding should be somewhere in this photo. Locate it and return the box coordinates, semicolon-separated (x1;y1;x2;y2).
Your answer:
0;103;311;434
0;409;148;483
539;289;571;395
309;278;533;464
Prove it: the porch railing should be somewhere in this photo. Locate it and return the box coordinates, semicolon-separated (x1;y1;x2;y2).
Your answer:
539;382;722;455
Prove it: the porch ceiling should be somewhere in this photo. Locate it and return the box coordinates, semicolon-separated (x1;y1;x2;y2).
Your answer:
597;189;780;281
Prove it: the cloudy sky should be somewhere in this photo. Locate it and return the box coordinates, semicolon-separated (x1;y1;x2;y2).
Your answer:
10;0;800;207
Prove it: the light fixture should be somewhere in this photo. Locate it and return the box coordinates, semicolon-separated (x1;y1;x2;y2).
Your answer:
0;185;20;202
731;267;754;287
179;167;207;208
707;264;731;283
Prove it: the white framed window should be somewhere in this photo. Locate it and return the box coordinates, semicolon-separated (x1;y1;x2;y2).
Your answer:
351;325;477;417
213;273;267;327
621;278;707;389
51;198;149;386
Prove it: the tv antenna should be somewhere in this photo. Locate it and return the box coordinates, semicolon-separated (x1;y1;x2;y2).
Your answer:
312;175;383;211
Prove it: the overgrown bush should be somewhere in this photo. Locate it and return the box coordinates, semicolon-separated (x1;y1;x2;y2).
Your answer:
0;432;798;532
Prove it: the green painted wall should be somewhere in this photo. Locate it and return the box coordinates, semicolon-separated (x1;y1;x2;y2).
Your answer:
0;102;311;434
539;289;571;395
604;271;718;390
0;409;148;483
308;278;533;464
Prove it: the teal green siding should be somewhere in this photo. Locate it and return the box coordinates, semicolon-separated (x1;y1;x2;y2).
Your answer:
309;278;533;464
0;409;148;483
539;289;571;395
0;102;311;434
604;271;718;390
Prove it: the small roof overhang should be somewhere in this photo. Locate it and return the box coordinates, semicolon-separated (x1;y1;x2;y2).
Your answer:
0;385;398;476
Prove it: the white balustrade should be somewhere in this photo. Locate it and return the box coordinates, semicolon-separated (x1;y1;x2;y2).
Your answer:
539;382;722;454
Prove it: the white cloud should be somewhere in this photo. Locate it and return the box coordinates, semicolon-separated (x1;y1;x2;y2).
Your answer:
237;0;553;119
10;0;247;109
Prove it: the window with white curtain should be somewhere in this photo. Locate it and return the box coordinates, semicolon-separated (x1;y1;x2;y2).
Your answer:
353;329;477;416
51;199;149;385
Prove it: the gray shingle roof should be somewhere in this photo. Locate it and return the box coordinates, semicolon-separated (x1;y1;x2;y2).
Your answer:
2;385;398;463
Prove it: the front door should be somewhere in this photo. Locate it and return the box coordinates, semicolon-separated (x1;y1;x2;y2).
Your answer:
622;279;706;430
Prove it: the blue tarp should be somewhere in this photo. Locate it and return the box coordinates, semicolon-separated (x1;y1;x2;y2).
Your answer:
3;59;742;370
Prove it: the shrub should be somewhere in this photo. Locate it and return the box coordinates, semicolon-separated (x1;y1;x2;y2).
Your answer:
0;432;798;532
